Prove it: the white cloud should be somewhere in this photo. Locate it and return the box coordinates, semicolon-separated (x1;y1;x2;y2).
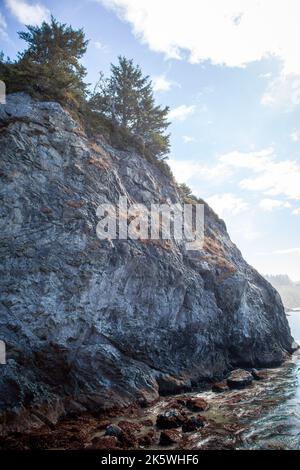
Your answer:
217;148;300;201
259;198;291;212
233;221;263;241
259;72;273;79
170;148;300;221
5;0;50;25
100;0;300;75
169;149;276;187
261;74;300;111
93;41;109;53
273;248;300;255
0;12;7;29
198;86;214;96
168;104;195;122
169;158;231;185
100;1;300;110
206;193;249;217
152;75;172;92
94;41;104;49
258;247;300;256
219;148;274;172
240;159;300;200
241;227;262;242
290;131;300;142
0;12;8;38
182;135;195;144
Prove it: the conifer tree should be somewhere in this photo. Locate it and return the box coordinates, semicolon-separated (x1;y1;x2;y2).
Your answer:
90;56;170;157
0;16;88;111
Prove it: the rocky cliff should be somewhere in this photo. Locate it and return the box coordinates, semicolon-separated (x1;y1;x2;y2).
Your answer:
0;93;294;434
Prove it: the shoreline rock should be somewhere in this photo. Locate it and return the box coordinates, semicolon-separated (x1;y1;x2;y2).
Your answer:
159;429;182;446
0;93;295;434
227;369;254;389
212;380;229;393
0;355;298;450
251;369;268;381
156;410;187;429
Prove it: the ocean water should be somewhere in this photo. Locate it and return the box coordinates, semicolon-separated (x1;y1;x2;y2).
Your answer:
288;311;300;344
238;311;300;450
144;312;300;451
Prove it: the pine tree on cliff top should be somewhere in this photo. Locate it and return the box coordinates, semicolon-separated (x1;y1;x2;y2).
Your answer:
0;16;88;111
90;56;170;158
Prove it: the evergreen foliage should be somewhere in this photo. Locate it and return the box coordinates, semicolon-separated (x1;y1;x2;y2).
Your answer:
178;183;204;204
0;19;172;171
89;56;170;158
0;16;88;111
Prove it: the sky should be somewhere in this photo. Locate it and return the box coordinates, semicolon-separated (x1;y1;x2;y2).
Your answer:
1;0;300;280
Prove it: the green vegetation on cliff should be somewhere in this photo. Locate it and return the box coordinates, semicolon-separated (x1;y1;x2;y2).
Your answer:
0;17;170;169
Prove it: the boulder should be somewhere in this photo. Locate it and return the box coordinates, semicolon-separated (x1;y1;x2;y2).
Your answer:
95;420;112;431
105;424;123;438
227;369;253;389
182;416;205;433
118;420;142;433
159;429;182;446
156;410;186;429
212;380;229;393
105;423;138;449
157;375;192;396
185;397;209;412
87;435;120;450
251;369;268;381
138;430;159;447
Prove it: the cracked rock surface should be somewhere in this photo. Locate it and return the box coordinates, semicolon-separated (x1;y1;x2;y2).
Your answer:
0;93;294;434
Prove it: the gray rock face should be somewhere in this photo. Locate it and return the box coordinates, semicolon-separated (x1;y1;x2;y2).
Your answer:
0;94;294;433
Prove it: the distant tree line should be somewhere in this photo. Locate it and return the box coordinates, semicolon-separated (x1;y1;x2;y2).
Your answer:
0;17;171;169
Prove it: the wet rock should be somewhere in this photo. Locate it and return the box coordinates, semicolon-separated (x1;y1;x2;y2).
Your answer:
105;424;123;438
198;436;236;450
105;423;138;449
156;410;186;429
118;420;142;434
0;93;294;434
95;420;112;431
159;429;182;446
119;430;138;449
173;396;190;406
165;400;185;412
223;423;245;435
186;397;209;412
138;430;159;447
182;416;205;433
157;375;192;396
212;380;229;393
66;400;87;415
227;369;253;389
251;369;268;381
87;435;120;450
